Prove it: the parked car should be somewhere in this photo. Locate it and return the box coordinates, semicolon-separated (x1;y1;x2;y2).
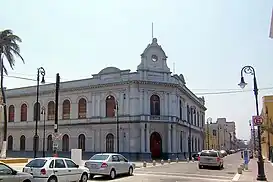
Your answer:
23;157;89;182
85;153;135;179
198;150;224;169
192;152;201;161
0;161;33;182
220;150;227;157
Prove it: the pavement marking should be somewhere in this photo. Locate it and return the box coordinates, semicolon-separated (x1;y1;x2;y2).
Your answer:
135;173;231;181
231;173;241;181
135;171;232;179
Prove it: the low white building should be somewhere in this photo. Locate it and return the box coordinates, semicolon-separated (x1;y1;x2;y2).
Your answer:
0;38;206;160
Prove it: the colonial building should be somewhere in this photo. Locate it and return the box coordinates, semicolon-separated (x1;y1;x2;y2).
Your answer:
205;118;237;151
0;38;206;160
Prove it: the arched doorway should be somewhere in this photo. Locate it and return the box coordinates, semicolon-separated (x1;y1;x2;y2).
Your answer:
150;132;162;159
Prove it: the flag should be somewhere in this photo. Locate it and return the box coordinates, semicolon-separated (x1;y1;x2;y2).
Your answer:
269;8;273;38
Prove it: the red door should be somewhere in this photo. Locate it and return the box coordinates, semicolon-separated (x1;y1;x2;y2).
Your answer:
150;132;162;158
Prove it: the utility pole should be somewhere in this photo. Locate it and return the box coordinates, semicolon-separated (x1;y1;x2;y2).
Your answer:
53;73;60;157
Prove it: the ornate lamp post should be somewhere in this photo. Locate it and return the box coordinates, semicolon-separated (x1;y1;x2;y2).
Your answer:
188;106;196;158
238;65;267;181
34;67;45;158
41;106;46;157
115;100;119;153
207;117;212;149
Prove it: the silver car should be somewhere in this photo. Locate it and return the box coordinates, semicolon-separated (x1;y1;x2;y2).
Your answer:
85;153;135;179
0;162;33;182
198;150;224;169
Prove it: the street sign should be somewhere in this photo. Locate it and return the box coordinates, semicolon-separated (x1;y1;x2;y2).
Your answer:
252;116;263;126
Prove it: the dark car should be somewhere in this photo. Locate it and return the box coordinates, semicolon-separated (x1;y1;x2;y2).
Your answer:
192;152;201;160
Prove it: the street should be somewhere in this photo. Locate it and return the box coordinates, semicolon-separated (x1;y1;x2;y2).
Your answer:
88;152;242;181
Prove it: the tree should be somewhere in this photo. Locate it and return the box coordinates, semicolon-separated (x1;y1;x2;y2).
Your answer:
0;29;24;158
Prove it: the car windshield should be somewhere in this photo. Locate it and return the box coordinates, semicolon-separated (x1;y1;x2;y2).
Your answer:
90;154;109;160
200;151;218;157
26;159;47;168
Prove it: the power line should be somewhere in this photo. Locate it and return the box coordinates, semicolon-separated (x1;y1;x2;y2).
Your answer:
4;74;273;96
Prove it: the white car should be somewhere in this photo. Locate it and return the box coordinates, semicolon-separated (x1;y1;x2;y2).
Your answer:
84;153;135;179
23;157;89;182
0;162;33;182
198;150;224;169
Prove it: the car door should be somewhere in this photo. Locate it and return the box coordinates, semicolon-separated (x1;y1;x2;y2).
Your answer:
0;163;18;182
53;159;68;182
111;155;121;174
65;159;81;182
118;155;129;174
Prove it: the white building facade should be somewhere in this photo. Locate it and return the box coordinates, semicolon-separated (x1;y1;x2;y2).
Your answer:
0;38;206;160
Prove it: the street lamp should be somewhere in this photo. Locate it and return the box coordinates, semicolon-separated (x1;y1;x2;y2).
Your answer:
41;106;46;157
115;100;119;153
34;67;45;158
207;117;212;149
188;106;196;159
238;65;267;181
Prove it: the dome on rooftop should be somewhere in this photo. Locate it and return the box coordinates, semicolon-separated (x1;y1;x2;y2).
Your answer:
98;67;121;74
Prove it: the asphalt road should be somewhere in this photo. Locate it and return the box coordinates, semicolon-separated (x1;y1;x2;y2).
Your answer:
89;152;243;182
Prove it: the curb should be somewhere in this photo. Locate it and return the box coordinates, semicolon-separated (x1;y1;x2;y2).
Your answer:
136;161;195;169
0;158;29;164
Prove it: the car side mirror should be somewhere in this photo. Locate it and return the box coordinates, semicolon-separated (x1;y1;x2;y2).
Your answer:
75;165;79;168
12;170;17;175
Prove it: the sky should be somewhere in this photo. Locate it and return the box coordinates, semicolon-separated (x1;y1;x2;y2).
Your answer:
1;0;273;140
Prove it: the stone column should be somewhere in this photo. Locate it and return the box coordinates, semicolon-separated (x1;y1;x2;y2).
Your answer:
168;124;172;153
164;93;168;116
141;124;145;153
139;90;143;115
144;91;148;115
146;123;150;152
119;92;124;115
91;94;95;117
125;90;129;115
172;125;177;153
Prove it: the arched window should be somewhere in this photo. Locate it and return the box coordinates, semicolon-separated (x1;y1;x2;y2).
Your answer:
150;95;160;115
7;135;13;150
8;105;15;122
63;99;71;120
47;101;55;120
105;95;116;117
33;102;41;121
78;98;86;119
47;135;53;151
62;134;69;151
33;136;39;151
78;134;85;151
179;100;182;120
106;133;114;152
20;103;27;121
20;135;26;151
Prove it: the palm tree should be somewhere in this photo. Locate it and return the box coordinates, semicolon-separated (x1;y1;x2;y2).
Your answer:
0;29;24;158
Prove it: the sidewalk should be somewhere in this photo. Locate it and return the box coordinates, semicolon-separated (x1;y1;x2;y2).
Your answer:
237;159;273;182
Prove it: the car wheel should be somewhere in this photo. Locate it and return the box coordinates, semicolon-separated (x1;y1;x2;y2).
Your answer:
109;169;116;179
47;176;57;182
80;173;88;182
128;167;133;175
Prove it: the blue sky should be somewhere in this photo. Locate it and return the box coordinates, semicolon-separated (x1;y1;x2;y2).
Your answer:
1;0;273;140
